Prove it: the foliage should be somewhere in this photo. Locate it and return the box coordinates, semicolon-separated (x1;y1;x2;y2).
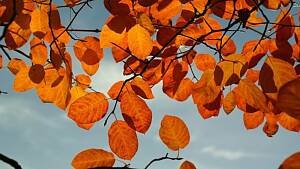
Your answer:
0;0;299;168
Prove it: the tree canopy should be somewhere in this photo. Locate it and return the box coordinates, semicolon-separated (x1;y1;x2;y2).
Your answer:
0;0;299;168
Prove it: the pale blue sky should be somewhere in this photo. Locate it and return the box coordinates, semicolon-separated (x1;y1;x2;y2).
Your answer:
0;1;299;169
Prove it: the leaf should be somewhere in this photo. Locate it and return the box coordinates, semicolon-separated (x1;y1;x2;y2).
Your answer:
7;58;27;75
211;0;235;20
73;36;103;65
30;8;49;38
120;92;152;133
108;81;133;100
234;79;269;113
28;64;45;84
275;9;295;41
68;92;109;124
216;35;236;56
137;13;155;34
243;111;264;129
223;91;236;114
277;77;300;120
64;0;81;7
5;13;31;50
163;61;190;101
214;54;248;86
159;115;190;151
138;0;157;7
127;24;153;60
259;56;297;101
194;53;216;71
80;61;99;76
151;0;182;24
13;66;35;92
0;55;2;69
75;74;91;89
130;77;154;99
108;120;138;160
246;69;260;83
36;66;71;110
277;112;300;132
241;39;268;68
278;152;300;169
104;0;132;16
179;160;197;169
71;148;115;169
30;37;48;65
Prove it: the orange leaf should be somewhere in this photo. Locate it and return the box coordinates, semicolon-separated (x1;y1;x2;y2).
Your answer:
71;148;115;169
243;111;264;129
13;66;35;92
151;0;182;24
159;115;190;151
137;13;154;35
104;0;132;16
128;24;153;60
278;151;300;169
5;13;31;50
131;77;154;99
246;69;259;83
30;8;49;38
194;53;216;71
80;61;99;76
108;81;133;100
275;10;295;41
211;0;235;20
263;0;281;9
277;77;300;120
68;92;109;124
28;64;45;84
214;54;247;86
120;92;152;133
37;66;71;110
30;37;48;65
216;35;236;56
108;120;138;160
277;112;300;132
234;79;268;113
64;0;81;7
0;55;2;69
223;91;236;114
75;74;91;89
7;58;27;75
179;160;197;169
259;56;297;101
73;36;103;65
241;39;268;68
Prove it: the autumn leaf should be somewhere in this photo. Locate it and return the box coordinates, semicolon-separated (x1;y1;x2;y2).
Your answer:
278;151;300;169
276;77;300;120
108;120;138;160
68;92;109;124
120;92;152;133
159;115;190;151
127;24;153;60
30;8;49;38
179;160;197;169
71;148;115;169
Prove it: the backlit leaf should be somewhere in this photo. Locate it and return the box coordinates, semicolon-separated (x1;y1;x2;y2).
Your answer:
120;92;152;133
179;160;197;169
108;120;138;160
277;77;300;120
128;24;153;60
71;148;115;169
30;8;49;38
68;92;109;124
243;111;264;129
278;152;300;169
159;115;190;151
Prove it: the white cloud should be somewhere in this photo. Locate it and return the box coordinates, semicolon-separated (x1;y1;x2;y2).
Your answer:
201;146;258;160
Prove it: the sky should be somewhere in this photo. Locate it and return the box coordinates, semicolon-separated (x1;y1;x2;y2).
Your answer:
0;1;300;169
